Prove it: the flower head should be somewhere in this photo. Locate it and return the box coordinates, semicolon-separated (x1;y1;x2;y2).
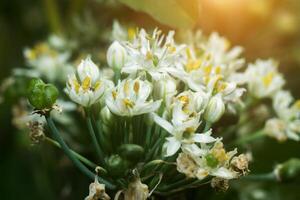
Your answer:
121;29;185;80
245;59;285;98
105;78;161;116
65;57;106;107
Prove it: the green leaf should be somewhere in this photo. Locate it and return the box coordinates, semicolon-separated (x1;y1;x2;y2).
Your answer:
119;0;199;29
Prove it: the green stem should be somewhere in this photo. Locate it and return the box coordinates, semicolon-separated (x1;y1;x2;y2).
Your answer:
242;172;276;181
45;115;116;190
204;122;212;132
234;129;265;146
45;137;97;169
86;113;105;164
43;0;62;33
156;180;210;196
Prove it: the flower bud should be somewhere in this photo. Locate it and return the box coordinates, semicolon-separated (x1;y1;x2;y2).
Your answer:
275;158;300;182
77;57;100;84
27;78;58;109
153;77;177;101
106;154;128;178
106;41;127;70
100;106;113;125
204;95;225;123
194;91;209;112
118;144;144;163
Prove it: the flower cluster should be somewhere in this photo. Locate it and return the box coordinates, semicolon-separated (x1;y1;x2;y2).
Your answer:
23;24;300;198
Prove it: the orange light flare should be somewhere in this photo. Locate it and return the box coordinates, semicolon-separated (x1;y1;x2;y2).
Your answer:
198;0;274;43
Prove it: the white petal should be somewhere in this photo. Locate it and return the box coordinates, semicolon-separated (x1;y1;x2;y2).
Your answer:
165;137;181;157
152;113;174;134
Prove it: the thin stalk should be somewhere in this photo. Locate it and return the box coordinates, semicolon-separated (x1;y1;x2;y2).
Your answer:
45;137;97;169
159;178;193;191
204;122;212;132
93;118;112;154
86;112;105;164
156;180;210;196
145;126;153;150
45;116;116;190
233;129;265;146
43;0;62;33
242;172;277;181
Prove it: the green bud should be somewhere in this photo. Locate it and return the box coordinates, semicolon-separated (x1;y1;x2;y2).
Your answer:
276;158;300;182
27;78;58;109
118;144;144;163
205;153;219;168
106;154;128;178
43;84;59;108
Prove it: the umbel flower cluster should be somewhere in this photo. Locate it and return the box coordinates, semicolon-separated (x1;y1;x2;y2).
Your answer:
25;26;300;199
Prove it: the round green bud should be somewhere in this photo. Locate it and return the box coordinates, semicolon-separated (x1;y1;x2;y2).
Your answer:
106;154;128;178
118;144;144;163
43;84;59;108
27;78;58;109
276;158;300;182
205;153;219;168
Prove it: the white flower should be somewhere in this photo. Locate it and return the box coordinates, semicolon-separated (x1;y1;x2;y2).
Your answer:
177;140;239;180
245;59;285;98
152;99;216;156
121;29;185;80
105;78;161;116
23;38;73;82
204;94;225;123
65;57;106;107
264;90;300;141
153;75;177;105
204;32;245;76
107;41;127;69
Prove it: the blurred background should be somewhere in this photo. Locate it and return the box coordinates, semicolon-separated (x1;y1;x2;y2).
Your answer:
0;0;300;199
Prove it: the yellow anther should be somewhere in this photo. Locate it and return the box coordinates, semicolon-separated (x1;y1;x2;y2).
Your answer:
262;72;274;87
94;81;102;91
124;80;130;95
127;27;136;41
186;48;192;59
178;95;189;105
73;79;81;93
82;77;91;91
185;59;202;72
133;81;140;93
212;148;228;163
217;82;227;92
215;66;222;74
146;51;153;60
203;65;212;75
123;98;135;108
112;91;117;100
166;43;176;53
186;127;195;133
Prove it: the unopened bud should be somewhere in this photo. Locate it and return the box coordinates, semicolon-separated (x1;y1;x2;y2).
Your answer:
100;106;113;125
107;41;127;70
274;158;300;182
153;77;177;101
204;95;225;123
27;78;58;110
106;154;128;178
